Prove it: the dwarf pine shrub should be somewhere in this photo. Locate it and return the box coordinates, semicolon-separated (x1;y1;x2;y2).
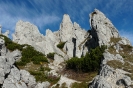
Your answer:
0;34;23;51
57;42;66;49
47;52;55;59
66;45;107;72
0;35;48;66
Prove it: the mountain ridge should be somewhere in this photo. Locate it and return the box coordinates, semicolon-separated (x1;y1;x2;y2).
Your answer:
0;9;133;88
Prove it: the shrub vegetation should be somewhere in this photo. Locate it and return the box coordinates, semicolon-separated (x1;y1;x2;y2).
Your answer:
0;34;48;66
0;34;23;51
57;42;66;49
29;70;60;83
47;52;55;59
17;45;48;66
66;45;107;72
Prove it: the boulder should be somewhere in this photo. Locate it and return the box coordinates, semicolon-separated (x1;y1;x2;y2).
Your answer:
102;52;124;64
2;66;22;88
35;81;50;88
53;54;64;66
20;70;36;88
6;50;21;65
0;37;7;56
89;76;112;88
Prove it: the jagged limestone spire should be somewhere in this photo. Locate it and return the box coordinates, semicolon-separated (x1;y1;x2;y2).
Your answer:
89;9;119;46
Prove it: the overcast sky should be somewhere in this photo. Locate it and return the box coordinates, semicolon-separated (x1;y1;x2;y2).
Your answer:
0;0;133;45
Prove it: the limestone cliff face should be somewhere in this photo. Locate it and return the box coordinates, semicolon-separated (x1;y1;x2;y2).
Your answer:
13;20;44;44
12;20;59;55
89;9;119;46
13;15;87;58
88;9;133;88
0;36;50;88
59;14;74;42
59;14;87;58
7;9;133;88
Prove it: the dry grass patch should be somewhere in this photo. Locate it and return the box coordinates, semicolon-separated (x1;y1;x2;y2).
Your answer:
107;60;133;80
16;62;41;70
108;46;117;55
71;82;88;88
107;60;123;69
123;62;133;74
119;44;133;63
60;69;97;82
120;44;132;53
110;37;121;44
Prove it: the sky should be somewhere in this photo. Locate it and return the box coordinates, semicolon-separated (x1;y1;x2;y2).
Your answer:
0;0;133;45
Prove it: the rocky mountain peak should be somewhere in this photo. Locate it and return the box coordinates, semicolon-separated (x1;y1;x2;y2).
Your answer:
59;14;74;42
62;14;72;24
0;9;131;88
12;20;44;45
89;9;119;46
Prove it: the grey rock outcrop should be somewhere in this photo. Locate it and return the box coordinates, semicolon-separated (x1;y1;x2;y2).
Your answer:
0;37;6;56
0;37;22;85
35;81;50;88
12;20;62;56
12;20;44;44
1;9;132;88
90;65;132;88
59;15;88;58
59;14;74;42
102;51;124;64
118;37;131;45
89;9;133;88
0;35;50;88
20;70;36;88
89;9;119;46
12;20;46;54
13;15;87;58
3;30;10;37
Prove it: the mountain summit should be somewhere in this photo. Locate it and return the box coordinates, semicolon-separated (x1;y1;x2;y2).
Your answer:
0;9;133;88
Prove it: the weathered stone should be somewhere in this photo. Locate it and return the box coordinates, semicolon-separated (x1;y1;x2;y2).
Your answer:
0;37;7;56
118;37;131;45
89;76;112;88
20;70;36;88
59;14;74;42
6;50;21;65
53;54;64;66
35;81;50;88
89;9;119;46
3;30;9;37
